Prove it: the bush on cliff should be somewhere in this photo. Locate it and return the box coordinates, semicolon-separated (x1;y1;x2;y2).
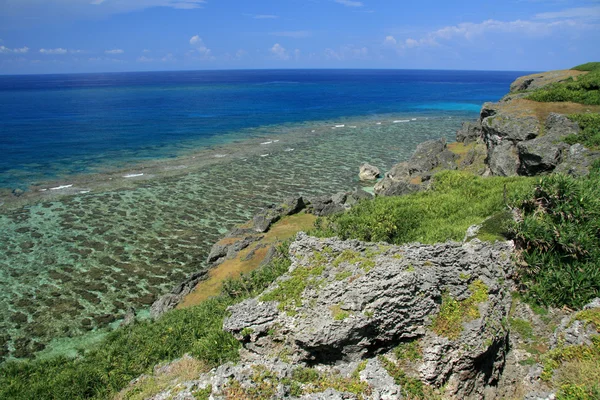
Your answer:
312;170;533;245
526;67;600;105
510;166;600;309
572;62;600;72
563;113;600;149
0;245;292;400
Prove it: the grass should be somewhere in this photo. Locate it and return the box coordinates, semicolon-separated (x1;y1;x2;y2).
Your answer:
509;167;600;308
572;62;600;72
312;170;533;245
0;243;293;400
563;113;600;149
378;355;437;399
526;64;600;105
393;340;422;362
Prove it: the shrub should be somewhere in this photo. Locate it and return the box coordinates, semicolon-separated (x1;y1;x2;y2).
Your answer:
526;69;600;105
572;62;600;72
563;113;600;149
311;171;532;245
510;171;600;308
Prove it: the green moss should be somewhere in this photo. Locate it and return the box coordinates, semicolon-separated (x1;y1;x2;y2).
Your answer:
192;385;212;400
240;327;254;337
431;280;489;340
330;304;350;321
260;263;325;316
476;210;513;242
459;273;471;280
510;318;535;340
335;271;353;281
292;367;320;384
542;336;600;381
572;308;600;330
332;249;376;272
378;355;435;399
295;365;371;399
393;340;422;362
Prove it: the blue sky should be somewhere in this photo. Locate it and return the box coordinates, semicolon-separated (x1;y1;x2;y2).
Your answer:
0;0;599;74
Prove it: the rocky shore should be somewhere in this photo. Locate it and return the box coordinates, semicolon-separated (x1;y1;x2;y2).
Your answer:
128;68;600;399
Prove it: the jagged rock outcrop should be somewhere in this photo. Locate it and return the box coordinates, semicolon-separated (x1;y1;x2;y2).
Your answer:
223;233;515;398
374;138;457;196
508;70;586;94
306;189;373;217
358;163;380;181
456;121;483;144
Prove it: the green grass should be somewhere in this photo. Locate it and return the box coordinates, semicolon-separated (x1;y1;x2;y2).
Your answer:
572;62;600;72
526;65;600;105
509;168;600;308
0;243;293;400
563;113;600;149
431;280;489;340
311;171;533;245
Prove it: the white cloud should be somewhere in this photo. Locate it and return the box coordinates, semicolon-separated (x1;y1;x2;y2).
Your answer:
392;17;598;50
189;35;212;58
105;49;124;54
235;49;248;59
40;48;68;55
137;56;153;62
270;43;290;60
142;49;151;53
382;36;397;46
270;31;312;38
0;45;29;54
535;6;600;20
161;53;175;62
334;0;363;7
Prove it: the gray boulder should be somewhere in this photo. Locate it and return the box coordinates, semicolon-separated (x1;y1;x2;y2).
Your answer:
306;195;346;217
456;121;483;144
545;113;579;137
488;141;519;176
225;233;515;397
253;205;283;233
373;179;422;197
408;138;447;174
517;137;569;176
482;113;540;144
358;163;380;181
206;235;262;265
554;144;600;177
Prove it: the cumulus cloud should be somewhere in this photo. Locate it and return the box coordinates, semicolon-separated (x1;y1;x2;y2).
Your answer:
40;48;68;55
137;56;153;62
105;49;124;54
0;45;29;54
387;16;598;51
270;43;290;60
189;35;212;58
334;0;363;7
270;31;312;38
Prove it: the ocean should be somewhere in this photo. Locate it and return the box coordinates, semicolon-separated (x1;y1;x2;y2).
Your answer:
0;69;528;360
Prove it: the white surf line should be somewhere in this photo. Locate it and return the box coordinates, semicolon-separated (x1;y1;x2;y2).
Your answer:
376;122;382;125
123;173;144;178
214;154;227;158
311;130;315;133
411;118;417;121
49;184;73;190
284;148;295;152
273;139;280;143
393;120;410;123
39;189;47;192
349;126;357;128
261;141;273;145
79;190;91;194
260;154;270;157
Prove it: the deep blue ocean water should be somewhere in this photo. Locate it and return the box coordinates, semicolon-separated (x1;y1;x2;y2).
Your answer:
0;69;530;189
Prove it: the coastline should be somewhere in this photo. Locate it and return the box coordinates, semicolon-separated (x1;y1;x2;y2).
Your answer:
0;110;473;362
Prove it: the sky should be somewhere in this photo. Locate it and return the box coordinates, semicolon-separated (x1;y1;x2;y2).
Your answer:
0;0;599;74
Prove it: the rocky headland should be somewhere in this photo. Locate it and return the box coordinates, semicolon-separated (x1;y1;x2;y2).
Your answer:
3;66;600;400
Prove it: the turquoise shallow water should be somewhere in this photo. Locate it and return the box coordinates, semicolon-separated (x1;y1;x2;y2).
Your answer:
0;113;469;360
0;69;529;361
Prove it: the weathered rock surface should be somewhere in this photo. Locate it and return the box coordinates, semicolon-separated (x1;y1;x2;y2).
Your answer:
456;121;483;144
358;163;380;181
374;138;457;197
306;189;373;217
150;271;208;318
488;141;520;176
224;233;515;398
508;69;586;94
554;143;600;177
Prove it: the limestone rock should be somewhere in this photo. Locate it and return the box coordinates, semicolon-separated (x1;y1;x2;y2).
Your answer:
517;136;569;176
358;163;380;181
224;233;515;397
306;195;346;217
488;141;519;176
408;138;447;175
456;121;483;144
482;112;540;144
554;144;600;177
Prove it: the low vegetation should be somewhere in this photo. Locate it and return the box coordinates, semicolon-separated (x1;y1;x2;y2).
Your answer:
509;166;600;308
526;62;600;105
312;170;533;244
563;113;600;149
